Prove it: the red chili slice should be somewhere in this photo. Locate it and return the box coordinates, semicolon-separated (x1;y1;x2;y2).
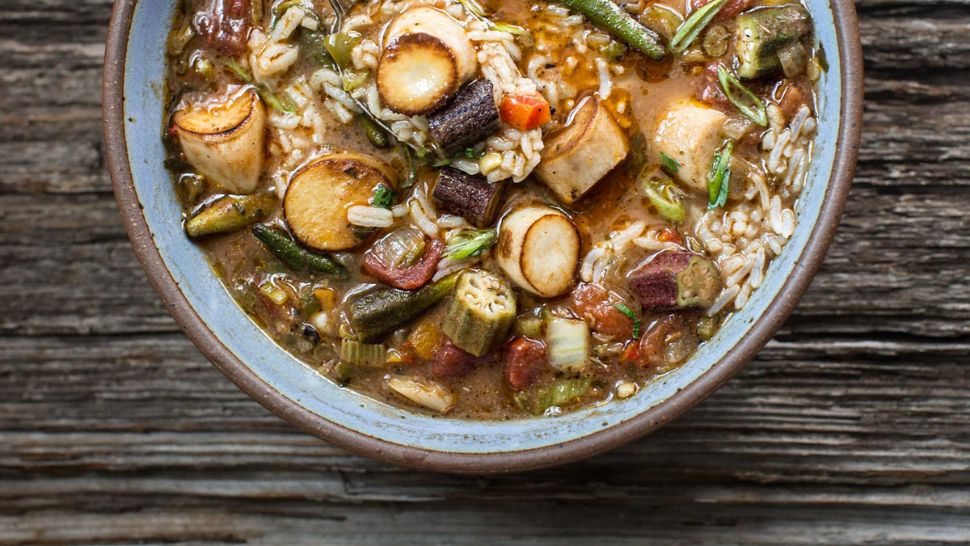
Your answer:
363;238;444;290
696;62;731;110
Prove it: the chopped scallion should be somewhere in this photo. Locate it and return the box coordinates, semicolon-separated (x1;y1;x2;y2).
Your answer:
492;22;529;35
707;140;734;210
458;0;486;17
670;0;728;54
402;146;418;189
660;152;680;173
717;65;769;127
443;229;496;260
225;61;296;113
613;302;641;339
642;176;686;222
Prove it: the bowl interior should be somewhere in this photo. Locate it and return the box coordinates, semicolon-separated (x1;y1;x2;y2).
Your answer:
113;0;850;466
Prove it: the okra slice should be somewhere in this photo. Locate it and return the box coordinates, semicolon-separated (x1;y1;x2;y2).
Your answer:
736;5;812;79
628;251;722;312
184;193;276;238
443;269;517;357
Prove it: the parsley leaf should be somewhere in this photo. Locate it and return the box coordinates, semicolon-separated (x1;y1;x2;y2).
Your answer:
370;183;395;209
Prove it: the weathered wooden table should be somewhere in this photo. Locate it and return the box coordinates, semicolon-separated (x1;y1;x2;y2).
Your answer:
2;0;969;543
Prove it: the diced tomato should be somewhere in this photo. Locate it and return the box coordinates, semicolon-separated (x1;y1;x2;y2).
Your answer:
691;0;752;19
499;94;552;131
636;315;685;368
777;82;812;120
363;239;444;290
657;226;683;245
696;62;731;110
567;283;635;339
429;341;478;379
504;337;547;390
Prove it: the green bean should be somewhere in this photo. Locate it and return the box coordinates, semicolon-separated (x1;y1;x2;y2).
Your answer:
184;193;276;238
252;224;347;277
555;0;667;60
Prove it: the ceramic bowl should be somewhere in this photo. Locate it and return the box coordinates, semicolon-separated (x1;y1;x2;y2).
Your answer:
103;0;862;473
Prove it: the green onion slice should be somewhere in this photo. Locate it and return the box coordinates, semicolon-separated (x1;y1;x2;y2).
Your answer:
643;177;687;222
660;152;681;173
717;65;769;127
458;0;486;17
670;0;728;54
225;61;296;113
443;229;497;260
613;303;641;339
707;140;734;210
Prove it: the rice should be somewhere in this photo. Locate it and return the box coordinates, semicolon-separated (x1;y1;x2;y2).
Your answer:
407;184;439;238
579;221;655;284
238;0;817;323
347;205;395;228
314;0;547;184
595;57;612;99
693;105;817;313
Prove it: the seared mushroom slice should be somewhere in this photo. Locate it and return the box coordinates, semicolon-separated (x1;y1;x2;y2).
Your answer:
496;205;580;298
173;88;266;194
377;7;478;115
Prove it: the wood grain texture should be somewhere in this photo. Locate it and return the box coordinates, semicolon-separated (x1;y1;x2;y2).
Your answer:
2;0;969;543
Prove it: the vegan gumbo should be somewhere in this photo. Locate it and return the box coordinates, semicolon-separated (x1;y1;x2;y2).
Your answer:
164;0;822;417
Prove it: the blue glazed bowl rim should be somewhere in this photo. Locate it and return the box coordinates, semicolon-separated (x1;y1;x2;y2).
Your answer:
102;0;863;473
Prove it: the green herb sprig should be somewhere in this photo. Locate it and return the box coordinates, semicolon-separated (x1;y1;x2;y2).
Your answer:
717;65;769;127
443;228;497;260
707;140;734;210
370;183;395;209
